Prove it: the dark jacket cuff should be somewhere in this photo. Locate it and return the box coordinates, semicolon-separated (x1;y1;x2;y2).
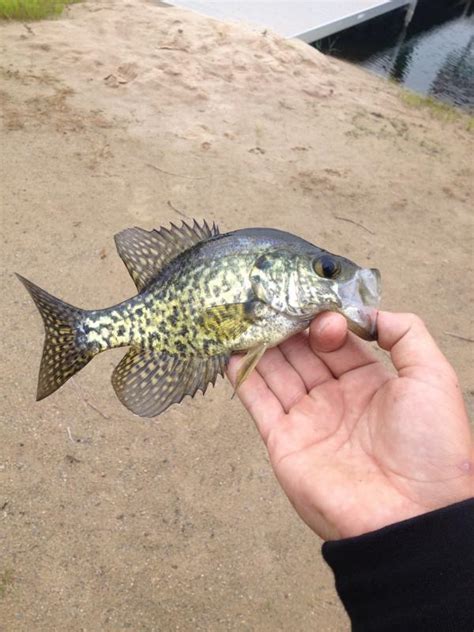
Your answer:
322;498;474;631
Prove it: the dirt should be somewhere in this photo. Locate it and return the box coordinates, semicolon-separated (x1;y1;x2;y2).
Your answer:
0;1;472;630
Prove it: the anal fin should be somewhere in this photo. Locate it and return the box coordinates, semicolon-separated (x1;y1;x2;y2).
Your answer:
112;348;228;417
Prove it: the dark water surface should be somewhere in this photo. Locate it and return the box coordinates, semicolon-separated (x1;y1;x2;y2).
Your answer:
314;0;474;111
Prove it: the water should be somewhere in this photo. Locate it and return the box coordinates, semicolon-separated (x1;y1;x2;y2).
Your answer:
313;0;474;111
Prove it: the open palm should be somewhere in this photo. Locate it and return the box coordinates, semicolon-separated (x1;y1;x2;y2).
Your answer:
228;311;473;540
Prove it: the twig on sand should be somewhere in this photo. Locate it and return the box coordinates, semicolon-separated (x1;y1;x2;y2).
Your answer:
167;200;190;219
334;215;375;235
444;331;474;343
71;379;110;420
157;46;188;52
146;162;207;179
66;424;93;445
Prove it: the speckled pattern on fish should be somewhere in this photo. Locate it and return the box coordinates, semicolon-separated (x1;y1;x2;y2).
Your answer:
17;220;381;417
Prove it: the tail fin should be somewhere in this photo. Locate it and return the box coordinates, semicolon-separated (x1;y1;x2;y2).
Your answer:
16;274;95;401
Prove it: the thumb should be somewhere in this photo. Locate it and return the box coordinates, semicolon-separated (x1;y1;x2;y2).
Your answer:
309;311;348;353
377;311;457;381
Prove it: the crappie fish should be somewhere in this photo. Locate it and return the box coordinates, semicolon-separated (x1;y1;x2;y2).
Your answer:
17;220;381;417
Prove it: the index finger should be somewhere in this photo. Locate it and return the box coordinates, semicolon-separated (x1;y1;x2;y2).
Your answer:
377;311;457;381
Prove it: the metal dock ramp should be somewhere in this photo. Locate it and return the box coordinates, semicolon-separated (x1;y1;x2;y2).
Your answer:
164;1;414;42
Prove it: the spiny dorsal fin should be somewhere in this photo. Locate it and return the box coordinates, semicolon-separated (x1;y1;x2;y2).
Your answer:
112;348;228;417
114;219;220;292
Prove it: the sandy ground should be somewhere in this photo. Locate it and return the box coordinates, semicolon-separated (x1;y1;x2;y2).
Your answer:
0;1;473;630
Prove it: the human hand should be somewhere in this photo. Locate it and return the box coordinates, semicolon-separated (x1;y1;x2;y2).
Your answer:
228;312;473;540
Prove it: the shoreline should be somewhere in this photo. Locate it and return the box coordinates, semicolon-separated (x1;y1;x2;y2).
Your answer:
1;1;472;630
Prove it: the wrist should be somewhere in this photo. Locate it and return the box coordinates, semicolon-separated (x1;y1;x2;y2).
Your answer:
302;479;474;541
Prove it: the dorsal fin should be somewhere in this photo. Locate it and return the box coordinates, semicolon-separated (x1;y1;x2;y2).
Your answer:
114;219;220;292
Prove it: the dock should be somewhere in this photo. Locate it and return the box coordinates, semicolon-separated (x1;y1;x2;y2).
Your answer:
164;1;414;43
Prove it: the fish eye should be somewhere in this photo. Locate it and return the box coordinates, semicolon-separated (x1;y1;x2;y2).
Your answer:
314;255;341;279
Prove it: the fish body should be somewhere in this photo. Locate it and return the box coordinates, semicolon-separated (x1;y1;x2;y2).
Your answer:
17;221;381;417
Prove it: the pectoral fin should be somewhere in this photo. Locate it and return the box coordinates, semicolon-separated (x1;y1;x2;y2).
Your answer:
202;301;261;343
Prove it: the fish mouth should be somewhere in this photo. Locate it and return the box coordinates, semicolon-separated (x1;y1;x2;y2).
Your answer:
336;268;381;341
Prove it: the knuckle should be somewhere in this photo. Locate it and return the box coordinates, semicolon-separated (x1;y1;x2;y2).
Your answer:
405;313;425;330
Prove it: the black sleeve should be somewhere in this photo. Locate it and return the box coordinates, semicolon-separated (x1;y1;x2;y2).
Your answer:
322;498;474;631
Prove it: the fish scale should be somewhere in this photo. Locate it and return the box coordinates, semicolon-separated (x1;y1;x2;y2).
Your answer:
17;219;381;417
